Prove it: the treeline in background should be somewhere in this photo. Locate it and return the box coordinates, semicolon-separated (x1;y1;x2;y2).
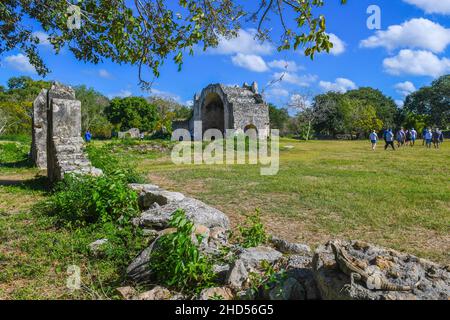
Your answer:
0;75;449;141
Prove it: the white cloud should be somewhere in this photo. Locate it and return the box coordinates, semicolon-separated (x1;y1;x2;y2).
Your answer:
328;33;346;55
231;53;269;72
273;72;318;87
98;69;113;79
267;59;302;72
32;31;51;46
395;100;405;107
395;81;416;97
360;18;450;53
4;53;36;73
383;49;450;77
403;0;450;15
319;78;357;93
209;29;274;56
266;88;290;98
107;90;132;99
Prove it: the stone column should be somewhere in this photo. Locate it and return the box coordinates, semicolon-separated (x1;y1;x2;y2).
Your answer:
31;89;48;169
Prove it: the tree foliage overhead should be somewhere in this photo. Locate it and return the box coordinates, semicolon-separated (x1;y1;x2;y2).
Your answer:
1;0;346;88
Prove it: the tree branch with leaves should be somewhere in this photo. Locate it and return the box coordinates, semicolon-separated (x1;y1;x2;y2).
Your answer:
1;0;346;89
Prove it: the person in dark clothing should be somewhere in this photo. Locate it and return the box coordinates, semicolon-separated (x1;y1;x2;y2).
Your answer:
384;129;395;150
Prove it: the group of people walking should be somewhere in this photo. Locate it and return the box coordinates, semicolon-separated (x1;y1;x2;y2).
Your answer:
369;128;445;151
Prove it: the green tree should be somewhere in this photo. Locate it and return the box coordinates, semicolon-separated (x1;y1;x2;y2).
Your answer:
345;87;398;128
106;97;159;132
268;104;290;135
0;77;51;135
404;75;450;128
1;1;346;88
75;86;112;138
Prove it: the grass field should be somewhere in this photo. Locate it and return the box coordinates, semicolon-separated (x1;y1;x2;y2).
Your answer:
0;138;449;298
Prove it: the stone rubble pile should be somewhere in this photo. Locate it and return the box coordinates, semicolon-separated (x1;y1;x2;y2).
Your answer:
101;184;449;300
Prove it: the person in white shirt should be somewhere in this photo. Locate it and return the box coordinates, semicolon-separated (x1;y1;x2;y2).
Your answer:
369;130;378;151
410;128;417;147
425;129;433;148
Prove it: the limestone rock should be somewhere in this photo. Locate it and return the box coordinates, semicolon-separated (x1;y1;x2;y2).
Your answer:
270;236;311;255
198;287;234;300
137;197;230;230
313;240;450;300
239;246;283;269
226;259;249;289
136;286;171;300
138;189;185;210
88;239;108;256
213;264;231;284
284;255;319;300
116;286;137;300
269;277;306;300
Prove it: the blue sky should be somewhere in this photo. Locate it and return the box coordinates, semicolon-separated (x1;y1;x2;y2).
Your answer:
1;0;450;109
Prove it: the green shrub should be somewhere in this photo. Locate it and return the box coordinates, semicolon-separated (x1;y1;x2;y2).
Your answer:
86;143;143;183
41;173;139;226
0;142;30;164
150;209;216;293
238;209;267;248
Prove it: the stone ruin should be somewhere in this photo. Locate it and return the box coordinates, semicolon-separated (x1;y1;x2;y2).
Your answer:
118;128;141;139
173;82;270;139
31;82;102;183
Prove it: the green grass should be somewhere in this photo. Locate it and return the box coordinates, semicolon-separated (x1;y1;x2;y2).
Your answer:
136;139;450;263
0;137;448;299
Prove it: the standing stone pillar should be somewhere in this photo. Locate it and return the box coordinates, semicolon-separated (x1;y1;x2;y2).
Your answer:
45;82;102;183
31;89;49;169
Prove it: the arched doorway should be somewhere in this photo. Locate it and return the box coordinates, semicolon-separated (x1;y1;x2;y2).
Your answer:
201;93;225;134
244;124;258;139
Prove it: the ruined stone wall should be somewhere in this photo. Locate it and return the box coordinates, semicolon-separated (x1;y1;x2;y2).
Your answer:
189;82;269;139
31;82;102;183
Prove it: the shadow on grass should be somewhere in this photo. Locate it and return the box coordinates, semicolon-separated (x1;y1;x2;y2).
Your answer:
0;158;35;169
0;175;50;192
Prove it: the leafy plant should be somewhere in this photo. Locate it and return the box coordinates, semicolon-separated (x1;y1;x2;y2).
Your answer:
238;209;267;248
150;209;216;293
86;143;143;183
248;260;287;299
39;173;139;227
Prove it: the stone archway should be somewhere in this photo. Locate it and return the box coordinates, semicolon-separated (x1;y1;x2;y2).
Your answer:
244;124;258;139
201;92;225;134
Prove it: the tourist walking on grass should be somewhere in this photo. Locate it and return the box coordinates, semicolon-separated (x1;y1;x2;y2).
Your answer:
410;128;417;147
425;129;433;148
384;129;395;150
369;130;378;151
422;127;428;146
396;128;405;148
433;128;444;149
405;129;411;146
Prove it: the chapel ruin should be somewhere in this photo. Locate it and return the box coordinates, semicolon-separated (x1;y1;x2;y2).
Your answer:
173;82;270;139
31;82;102;183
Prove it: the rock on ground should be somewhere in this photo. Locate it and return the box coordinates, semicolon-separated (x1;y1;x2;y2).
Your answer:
136;286;171;300
270;236;311;255
239;246;283;269
136;196;230;230
198;287;234;300
313;240;450;300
